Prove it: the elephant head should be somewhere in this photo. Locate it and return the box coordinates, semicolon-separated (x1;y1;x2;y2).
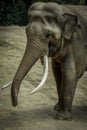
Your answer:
11;2;80;106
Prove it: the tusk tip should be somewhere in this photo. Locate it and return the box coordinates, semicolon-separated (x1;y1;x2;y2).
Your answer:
30;90;36;95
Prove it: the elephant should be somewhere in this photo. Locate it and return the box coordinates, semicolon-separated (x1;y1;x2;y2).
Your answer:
10;2;87;120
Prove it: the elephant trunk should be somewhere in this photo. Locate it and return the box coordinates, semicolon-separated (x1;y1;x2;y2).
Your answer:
11;41;46;107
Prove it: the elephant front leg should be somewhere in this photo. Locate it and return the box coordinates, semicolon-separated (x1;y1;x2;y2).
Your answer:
56;56;78;120
52;59;62;111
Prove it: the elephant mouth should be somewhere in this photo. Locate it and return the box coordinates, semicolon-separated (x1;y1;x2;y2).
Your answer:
48;51;57;57
48;47;59;58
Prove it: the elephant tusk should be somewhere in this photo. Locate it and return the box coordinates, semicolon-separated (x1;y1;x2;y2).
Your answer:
0;81;12;91
31;55;48;94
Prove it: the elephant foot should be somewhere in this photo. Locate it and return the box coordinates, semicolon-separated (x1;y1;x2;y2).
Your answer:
55;111;72;121
54;103;60;111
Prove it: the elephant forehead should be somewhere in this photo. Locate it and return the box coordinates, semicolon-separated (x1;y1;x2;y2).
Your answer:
29;2;62;17
29;2;45;11
29;10;55;17
29;2;62;13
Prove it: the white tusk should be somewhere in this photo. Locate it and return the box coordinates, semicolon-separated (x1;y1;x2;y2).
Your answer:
31;55;48;94
0;81;12;91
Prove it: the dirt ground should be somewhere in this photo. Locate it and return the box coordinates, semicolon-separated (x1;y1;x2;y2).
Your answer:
0;26;87;130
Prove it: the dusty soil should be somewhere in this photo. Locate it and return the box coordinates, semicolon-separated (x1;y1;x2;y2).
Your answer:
0;26;87;130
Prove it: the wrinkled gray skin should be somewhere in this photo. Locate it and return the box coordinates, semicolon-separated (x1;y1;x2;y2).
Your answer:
11;2;87;120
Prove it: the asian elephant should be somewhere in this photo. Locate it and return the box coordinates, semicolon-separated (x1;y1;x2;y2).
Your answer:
11;2;87;120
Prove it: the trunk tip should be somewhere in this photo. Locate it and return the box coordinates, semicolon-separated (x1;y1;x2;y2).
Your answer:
12;101;18;107
11;85;18;107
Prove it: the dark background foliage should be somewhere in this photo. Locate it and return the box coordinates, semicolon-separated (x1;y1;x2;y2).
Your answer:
0;0;86;26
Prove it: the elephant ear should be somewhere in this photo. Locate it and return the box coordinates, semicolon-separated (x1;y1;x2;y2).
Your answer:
62;13;81;40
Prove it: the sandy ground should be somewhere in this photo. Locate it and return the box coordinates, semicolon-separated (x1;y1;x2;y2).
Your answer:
0;26;87;130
